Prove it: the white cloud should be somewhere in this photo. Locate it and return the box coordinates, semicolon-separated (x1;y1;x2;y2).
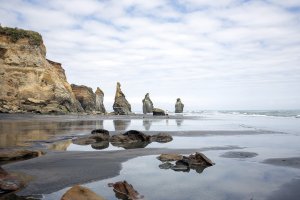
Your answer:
0;0;300;111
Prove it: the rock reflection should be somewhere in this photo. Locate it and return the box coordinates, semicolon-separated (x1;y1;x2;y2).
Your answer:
91;141;109;150
111;141;150;149
142;119;152;131
48;140;72;151
176;119;184;126
95;120;104;129
113;120;131;131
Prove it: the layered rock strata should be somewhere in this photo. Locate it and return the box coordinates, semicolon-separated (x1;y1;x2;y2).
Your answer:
0;26;83;113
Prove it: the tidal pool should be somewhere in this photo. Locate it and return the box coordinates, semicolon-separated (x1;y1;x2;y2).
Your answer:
43;153;300;200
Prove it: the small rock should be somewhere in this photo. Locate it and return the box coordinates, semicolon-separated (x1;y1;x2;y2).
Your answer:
108;181;142;200
61;185;106;200
0;167;22;193
157;154;183;162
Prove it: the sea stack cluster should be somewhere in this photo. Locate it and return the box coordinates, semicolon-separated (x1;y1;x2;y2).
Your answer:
0;26;185;115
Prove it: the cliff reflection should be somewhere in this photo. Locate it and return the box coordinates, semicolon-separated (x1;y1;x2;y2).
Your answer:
0;120;103;148
113;120;131;131
176;119;184;126
143;119;152;131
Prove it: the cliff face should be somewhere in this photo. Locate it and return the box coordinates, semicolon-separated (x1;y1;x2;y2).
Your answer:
0;27;83;113
71;84;96;112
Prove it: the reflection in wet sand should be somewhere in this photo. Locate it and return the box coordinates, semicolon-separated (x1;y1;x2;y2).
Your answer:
0;120;102;148
142;119;152;131
48;140;72;151
176;119;184;126
113;120;131;131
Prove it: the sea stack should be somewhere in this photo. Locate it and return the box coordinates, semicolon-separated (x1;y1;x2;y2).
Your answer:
71;84;96;112
95;87;106;113
113;82;131;115
0;26;83;113
142;93;153;114
175;98;184;113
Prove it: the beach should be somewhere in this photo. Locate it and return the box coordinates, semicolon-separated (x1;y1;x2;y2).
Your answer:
1;111;300;199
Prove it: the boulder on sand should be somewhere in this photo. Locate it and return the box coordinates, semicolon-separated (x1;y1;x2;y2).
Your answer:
61;185;106;200
157;153;183;162
110;130;151;149
108;181;142;200
0;167;23;193
91;129;110;141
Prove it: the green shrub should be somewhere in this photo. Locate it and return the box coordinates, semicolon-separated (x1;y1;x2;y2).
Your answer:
0;26;43;46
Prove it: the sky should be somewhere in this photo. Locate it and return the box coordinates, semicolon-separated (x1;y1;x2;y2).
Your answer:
1;0;300;111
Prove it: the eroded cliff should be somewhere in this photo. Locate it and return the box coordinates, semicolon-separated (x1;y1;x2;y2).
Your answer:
0;26;83;113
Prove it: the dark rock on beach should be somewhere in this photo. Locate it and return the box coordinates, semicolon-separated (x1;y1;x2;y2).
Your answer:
142;93;153;114
110;130;151;149
0;167;23;193
157;152;214;174
108;180;142;200
157;153;183;162
175;98;184;113
153;108;165;116
91;129;110;141
113;82;131;115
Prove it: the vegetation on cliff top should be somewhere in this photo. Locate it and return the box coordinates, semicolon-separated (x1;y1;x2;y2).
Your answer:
0;26;43;46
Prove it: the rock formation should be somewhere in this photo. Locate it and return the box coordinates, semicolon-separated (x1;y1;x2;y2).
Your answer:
175;98;184;113
0;26;83;113
152;108;165;116
142;93;153;114
113;82;131;115
95;87;106;113
157;152;215;174
71;84;96;112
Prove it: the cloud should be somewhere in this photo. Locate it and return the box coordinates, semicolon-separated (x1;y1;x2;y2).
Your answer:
0;0;300;111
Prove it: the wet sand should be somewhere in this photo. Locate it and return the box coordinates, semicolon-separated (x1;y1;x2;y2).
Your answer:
263;157;300;169
4;146;241;195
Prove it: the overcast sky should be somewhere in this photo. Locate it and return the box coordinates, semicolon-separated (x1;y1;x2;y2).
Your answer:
1;0;300;111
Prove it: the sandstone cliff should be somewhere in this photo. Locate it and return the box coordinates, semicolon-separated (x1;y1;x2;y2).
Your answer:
175;98;184;113
113;82;131;115
71;84;96;112
0;26;83;113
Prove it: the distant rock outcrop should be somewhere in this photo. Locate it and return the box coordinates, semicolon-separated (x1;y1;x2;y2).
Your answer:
95;87;106;113
175;98;184;113
153;108;165;116
113;82;131;115
142;93;153;114
0;26;83;113
71;84;96;112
